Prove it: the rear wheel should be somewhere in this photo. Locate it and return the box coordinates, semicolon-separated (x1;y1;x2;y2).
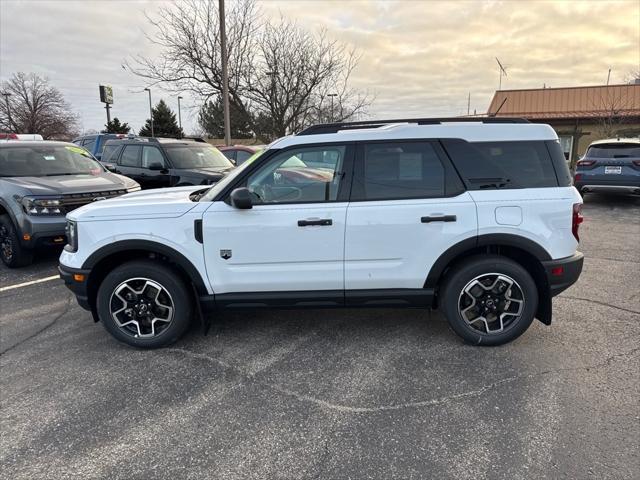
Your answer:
96;261;193;348
441;255;538;346
0;215;34;268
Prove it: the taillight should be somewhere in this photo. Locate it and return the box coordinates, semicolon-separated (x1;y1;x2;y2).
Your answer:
574;173;582;182
576;160;595;167
572;203;583;242
633;160;640;167
0;133;18;140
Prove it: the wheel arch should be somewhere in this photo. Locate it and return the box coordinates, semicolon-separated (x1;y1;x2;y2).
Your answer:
425;234;552;325
82;240;208;319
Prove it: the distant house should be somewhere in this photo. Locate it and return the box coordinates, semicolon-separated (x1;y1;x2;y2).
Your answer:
487;84;640;166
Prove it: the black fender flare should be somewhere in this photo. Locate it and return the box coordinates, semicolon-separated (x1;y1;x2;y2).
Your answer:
0;198;20;229
82;239;209;295
424;233;552;289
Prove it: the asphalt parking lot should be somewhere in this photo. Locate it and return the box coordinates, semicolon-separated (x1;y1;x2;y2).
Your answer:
1;194;639;480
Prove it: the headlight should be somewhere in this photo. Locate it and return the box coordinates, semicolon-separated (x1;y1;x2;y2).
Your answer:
65;220;78;252
21;196;65;216
127;185;141;192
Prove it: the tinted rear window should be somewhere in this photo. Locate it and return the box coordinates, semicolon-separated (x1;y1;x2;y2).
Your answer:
442;140;563;189
586;144;640;158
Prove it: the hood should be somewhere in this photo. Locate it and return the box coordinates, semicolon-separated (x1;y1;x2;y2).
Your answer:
69;185;206;221
2;172;137;195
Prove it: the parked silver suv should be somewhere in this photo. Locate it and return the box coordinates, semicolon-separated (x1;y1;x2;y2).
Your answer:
0;141;139;267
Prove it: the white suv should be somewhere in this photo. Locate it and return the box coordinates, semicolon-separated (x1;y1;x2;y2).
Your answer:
59;118;584;348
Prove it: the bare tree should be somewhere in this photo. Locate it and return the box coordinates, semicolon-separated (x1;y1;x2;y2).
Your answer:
0;72;78;139
128;0;371;141
589;87;639;139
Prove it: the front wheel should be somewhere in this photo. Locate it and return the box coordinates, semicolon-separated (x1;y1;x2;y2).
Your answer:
441;255;538;346
0;215;34;268
96;261;193;348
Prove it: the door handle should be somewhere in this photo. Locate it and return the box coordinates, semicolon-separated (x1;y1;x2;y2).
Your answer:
298;219;333;227
421;215;457;223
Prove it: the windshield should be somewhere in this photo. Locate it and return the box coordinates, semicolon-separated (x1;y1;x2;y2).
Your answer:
199;151;265;202
586;144;640;158
165;145;234;169
0;145;105;177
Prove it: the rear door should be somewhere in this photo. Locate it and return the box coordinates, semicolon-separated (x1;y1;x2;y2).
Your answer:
344;141;477;299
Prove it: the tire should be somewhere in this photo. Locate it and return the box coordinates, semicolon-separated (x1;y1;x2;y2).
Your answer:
96;260;193;348
440;255;538;346
0;214;34;268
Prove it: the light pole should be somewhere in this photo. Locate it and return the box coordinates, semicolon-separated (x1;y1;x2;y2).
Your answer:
144;88;154;137
265;71;277;139
2;92;14;133
219;0;231;146
177;96;183;137
327;93;337;122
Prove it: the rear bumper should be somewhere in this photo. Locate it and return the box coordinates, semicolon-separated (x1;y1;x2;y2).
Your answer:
542;252;584;297
576;184;640;194
59;263;92;311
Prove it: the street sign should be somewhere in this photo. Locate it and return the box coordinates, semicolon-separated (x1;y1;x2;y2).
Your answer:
99;85;113;104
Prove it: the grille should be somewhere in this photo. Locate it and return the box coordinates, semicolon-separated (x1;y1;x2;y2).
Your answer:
61;189;128;211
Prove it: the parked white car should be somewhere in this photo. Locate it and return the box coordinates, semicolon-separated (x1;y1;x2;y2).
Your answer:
59;117;584;348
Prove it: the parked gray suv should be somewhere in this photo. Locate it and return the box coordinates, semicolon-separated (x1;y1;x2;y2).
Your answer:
0;141;140;267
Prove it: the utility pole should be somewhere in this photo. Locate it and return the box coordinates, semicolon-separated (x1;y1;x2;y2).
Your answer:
105;104;111;124
219;0;231;146
265;71;277;139
2;92;13;132
144;88;154;137
177;96;183;137
467;92;471;116
607;68;611;85
328;93;337;122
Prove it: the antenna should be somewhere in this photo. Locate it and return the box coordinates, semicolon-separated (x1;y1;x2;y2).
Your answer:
496;57;508;90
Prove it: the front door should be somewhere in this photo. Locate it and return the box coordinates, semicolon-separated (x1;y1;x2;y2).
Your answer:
202;144;353;296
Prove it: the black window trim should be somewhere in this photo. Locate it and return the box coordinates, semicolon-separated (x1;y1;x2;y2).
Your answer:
215;142;356;205
350;139;465;202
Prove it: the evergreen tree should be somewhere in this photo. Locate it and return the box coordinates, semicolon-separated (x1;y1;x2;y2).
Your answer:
102;117;131;134
139;99;183;138
198;97;253;139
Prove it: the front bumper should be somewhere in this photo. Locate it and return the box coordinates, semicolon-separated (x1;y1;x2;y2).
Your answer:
20;215;67;248
59;263;92;311
542;252;584;297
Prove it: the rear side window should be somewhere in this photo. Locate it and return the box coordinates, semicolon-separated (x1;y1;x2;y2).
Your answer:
119;145;141;167
352;142;447;200
82;138;97;152
442;140;560;189
586;143;640;158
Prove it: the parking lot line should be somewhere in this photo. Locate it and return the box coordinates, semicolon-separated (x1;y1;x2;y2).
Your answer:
0;275;60;293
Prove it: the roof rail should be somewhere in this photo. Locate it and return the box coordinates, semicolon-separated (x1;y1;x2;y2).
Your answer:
297;117;530;136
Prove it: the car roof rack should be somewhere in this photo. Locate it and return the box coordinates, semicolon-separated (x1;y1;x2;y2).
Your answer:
297;117;530;136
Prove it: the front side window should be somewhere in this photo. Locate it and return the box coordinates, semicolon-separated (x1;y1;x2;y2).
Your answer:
165;145;233;169
101;144;121;163
0;145;104;177
120;145;141;167
142;146;166;168
353;142;445;200
245;146;346;204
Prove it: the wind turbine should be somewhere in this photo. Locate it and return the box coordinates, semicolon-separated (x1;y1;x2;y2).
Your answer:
496;57;508;90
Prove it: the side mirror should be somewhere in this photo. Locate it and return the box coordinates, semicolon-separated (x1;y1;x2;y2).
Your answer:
148;163;164;171
230;187;253;209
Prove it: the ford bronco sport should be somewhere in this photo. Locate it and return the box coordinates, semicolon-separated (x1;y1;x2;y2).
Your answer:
59;118;584;348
